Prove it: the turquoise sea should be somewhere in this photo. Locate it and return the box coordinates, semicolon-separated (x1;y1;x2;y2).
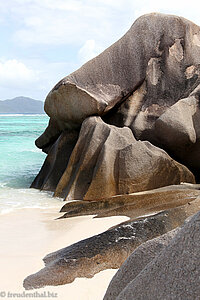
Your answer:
0;114;62;214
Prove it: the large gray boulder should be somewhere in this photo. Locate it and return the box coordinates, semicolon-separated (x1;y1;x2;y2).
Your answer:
103;229;179;300
32;116;195;200
27;13;200;295
33;13;200;195
155;84;200;178
104;211;200;300
37;13;200;150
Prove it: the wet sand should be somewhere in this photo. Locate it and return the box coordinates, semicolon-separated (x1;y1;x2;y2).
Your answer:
0;206;128;300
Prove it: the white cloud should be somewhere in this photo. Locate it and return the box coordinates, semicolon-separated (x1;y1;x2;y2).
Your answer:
2;0;133;49
1;0;200;47
1;0;200;55
0;59;42;100
1;0;200;101
0;59;35;87
6;0;200;51
0;58;78;100
131;0;200;24
78;40;104;64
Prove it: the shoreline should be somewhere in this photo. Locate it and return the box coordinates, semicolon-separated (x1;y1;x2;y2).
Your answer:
0;206;128;299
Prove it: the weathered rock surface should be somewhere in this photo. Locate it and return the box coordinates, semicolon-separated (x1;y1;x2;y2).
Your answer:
28;13;200;293
59;184;200;219
24;213;170;290
37;13;200;151
155;84;200;178
106;211;200;300
33;116;195;199
32;13;200;195
103;15;200;144
23;194;200;290
31;129;79;190
103;228;179;300
35;118;66;153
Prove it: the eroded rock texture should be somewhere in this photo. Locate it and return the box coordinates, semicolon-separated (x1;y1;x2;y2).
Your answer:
31;129;79;190
59;184;200;219
24;213;171;290
103;229;179;300
29;12;200;291
37;13;200;152
33;13;200;197
104;211;200;300
155;84;200;178
32;116;194;200
23;191;200;290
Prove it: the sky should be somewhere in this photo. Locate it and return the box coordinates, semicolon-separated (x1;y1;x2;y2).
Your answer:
0;0;200;101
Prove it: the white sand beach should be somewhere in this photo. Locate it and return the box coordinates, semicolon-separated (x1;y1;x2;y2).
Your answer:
0;205;128;300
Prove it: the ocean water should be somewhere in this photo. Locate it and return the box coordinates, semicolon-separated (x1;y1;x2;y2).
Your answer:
0;114;63;214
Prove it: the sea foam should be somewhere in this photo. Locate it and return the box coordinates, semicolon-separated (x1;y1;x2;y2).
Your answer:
0;187;63;215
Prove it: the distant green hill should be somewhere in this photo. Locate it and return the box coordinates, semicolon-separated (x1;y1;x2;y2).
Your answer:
0;96;45;114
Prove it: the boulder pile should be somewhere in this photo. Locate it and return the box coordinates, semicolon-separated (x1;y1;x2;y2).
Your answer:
32;13;200;197
28;12;200;295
